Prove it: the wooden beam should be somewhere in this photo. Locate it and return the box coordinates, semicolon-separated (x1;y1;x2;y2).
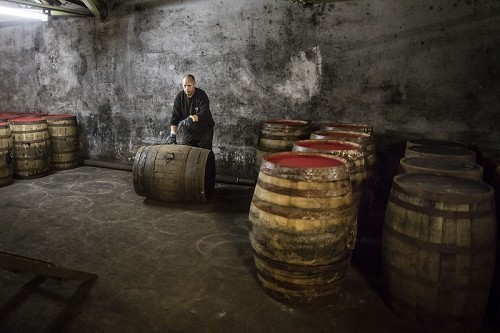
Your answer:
0;251;98;282
2;0;93;17
81;0;105;21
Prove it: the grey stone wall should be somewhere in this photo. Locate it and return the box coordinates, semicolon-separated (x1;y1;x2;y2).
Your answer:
0;0;499;180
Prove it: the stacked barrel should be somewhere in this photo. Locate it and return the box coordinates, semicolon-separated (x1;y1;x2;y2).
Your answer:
45;114;79;171
250;120;376;305
292;139;368;236
0;121;14;187
310;123;376;240
10;117;51;179
382;138;496;332
255;119;310;169
0;111;79;185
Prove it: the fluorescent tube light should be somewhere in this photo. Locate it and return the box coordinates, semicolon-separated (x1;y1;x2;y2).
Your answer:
0;5;48;21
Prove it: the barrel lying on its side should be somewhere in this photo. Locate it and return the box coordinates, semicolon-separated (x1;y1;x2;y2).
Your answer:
132;144;216;203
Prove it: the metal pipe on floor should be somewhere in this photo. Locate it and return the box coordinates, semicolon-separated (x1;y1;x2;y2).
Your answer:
82;159;256;186
83;159;133;171
215;175;256;186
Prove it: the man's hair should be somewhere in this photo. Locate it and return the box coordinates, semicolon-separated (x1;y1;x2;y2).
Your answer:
183;74;195;82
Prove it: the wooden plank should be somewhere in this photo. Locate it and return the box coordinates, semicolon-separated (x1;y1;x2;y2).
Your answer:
0;251;97;282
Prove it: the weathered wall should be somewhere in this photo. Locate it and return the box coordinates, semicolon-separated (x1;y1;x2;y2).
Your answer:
0;0;499;180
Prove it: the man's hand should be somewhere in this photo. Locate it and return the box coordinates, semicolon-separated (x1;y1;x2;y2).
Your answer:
166;133;177;144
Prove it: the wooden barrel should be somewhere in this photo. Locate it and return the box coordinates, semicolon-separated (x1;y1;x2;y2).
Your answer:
405;145;476;163
9;117;50;179
321;122;373;135
256;119;310;167
249;151;356;305
0;122;14;187
292;139;368;230
406;138;466;150
310;130;376;184
132;144;215;203
383;174;496;332
45;114;78;170
399;157;483;181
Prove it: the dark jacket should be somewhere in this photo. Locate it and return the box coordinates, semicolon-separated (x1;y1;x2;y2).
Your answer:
170;88;215;128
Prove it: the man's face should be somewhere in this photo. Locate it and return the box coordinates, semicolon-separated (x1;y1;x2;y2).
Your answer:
182;78;195;98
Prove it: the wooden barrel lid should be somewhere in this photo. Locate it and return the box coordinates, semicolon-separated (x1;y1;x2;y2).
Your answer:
294;139;360;152
401;157;481;172
393;173;493;203
311;130;370;141
406;138;466;149
406;145;476;162
261;152;349;181
321;122;373;134
266;152;344;168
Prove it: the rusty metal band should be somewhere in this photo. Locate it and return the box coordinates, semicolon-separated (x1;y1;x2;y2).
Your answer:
257;265;345;293
383;225;496;254
256;178;349;198
388;193;494;219
251;199;354;220
253;248;351;272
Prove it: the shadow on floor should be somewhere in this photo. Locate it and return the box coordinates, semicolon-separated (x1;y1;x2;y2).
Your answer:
0;274;96;333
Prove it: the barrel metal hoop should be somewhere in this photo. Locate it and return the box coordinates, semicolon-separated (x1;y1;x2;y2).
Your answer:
251;199;355;220
391;181;493;205
256;178;350;198
383;224;496;254
253;249;351;272
388;193;494;219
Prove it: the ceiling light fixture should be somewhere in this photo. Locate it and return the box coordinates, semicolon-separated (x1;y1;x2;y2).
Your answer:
0;5;48;21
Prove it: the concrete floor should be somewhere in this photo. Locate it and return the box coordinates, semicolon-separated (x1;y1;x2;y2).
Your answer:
0;166;496;333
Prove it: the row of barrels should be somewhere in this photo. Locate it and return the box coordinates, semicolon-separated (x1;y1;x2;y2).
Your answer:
253;122;498;331
250;120;377;305
383;139;497;332
0;112;78;187
255;119;377;234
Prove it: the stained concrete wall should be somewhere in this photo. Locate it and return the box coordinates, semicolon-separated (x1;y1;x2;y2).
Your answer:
0;0;499;179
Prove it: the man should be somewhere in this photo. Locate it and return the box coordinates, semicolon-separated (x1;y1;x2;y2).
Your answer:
166;74;215;150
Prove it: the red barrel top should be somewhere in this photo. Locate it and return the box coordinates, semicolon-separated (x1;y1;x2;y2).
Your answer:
266;152;343;168
9;117;46;123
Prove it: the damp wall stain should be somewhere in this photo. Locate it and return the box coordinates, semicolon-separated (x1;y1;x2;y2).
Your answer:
0;0;499;178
